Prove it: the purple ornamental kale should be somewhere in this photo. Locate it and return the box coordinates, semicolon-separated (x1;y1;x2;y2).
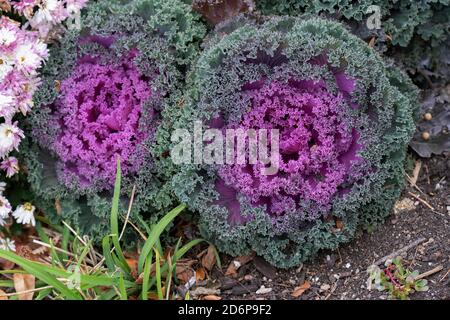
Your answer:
168;16;419;267
49;51;155;190
216;80;364;226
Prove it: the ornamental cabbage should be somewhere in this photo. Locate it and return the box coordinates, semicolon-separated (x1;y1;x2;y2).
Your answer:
257;0;450;47
164;15;419;268
23;0;206;239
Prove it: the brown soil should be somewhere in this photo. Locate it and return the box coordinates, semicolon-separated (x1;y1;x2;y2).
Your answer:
210;153;450;300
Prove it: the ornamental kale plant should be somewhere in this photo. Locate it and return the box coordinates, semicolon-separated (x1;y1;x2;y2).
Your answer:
23;0;206;240
164;15;419;268
257;0;450;47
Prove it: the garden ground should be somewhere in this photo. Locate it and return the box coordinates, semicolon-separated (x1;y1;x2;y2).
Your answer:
201;154;450;300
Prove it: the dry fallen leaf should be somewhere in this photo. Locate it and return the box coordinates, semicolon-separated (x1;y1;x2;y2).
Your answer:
0;0;11;12
55;198;62;215
253;256;277;279
203;295;221;300
292;281;311;298
0;257;15;270
201;245;216;271
368;37;376;48
335;218;344;230
147;286;166;300
196;267;206;281
176;265;195;283
13;273;36;300
0;289;8;300
225;254;254;277
190;287;220;297
126;258;139;279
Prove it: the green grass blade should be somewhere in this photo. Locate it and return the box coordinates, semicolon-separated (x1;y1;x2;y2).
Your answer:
110;158;130;273
35;287;53;300
61;225;70;261
0;250;82;300
138;203;186;273
119;274;127;300
102;236;116;272
155;249;163;300
141;251;153;300
147;238;205;289
0;280;14;287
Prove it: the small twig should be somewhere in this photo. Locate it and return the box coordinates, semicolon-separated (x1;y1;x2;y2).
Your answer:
370;237;427;268
324;280;338;300
414;265;443;281
337;248;343;265
439;269;450;283
34;239;95;267
119;185;136;241
407;192;443;216
408;160;422;187
1;285;53;297
120;218;147;241
62;220;87;246
406;174;425;195
32;240;74;258
424;164;431;185
61;221;103;259
408;246;419;270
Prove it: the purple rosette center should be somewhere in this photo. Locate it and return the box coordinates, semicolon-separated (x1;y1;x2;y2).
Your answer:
51;54;155;189
217;80;364;224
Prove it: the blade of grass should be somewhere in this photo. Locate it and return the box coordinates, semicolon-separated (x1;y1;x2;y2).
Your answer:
138;203;186;273
102;236;116;272
61;225;70;261
110;158;130;273
141;251;153;300
148;238;205;289
0;280;14;287
0;250;82;300
119;274;127;300
35;287;53;300
155;249;163;300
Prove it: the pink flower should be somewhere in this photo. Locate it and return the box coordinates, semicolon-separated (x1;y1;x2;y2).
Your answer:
12;0;36;17
1;156;19;177
0;91;17;120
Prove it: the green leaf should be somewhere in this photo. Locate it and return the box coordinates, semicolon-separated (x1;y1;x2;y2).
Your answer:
141;251;153;300
35;287;53;300
119;274;127;300
0;250;82;300
0;280;14;287
110;159;130;273
155;249;163;300
102;235;116;272
137;204;186;274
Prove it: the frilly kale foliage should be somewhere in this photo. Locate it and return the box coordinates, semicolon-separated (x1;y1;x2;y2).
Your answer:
257;0;450;47
163;15;419;268
23;0;206;240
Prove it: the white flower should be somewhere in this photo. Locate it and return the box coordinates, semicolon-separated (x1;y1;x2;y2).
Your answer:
0;194;12;218
0;238;16;252
34;0;59;24
33;40;49;58
0;215;6;226
0;122;24;157
12;202;36;226
0;28;16;47
14;43;42;73
0;92;16;119
0;55;14;82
